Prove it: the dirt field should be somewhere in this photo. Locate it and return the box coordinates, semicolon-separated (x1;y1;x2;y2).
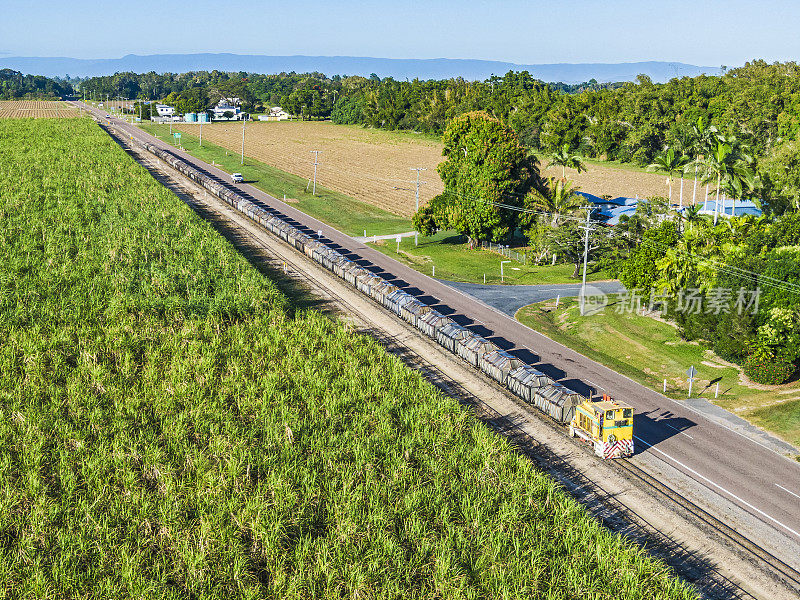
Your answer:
543;161;705;204
173;121;443;216
173;120;701;216
0;101;78;119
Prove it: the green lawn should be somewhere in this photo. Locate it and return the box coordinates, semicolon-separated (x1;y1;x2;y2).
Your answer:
0;117;698;598
369;230;612;285
516;296;800;449
137;122;412;237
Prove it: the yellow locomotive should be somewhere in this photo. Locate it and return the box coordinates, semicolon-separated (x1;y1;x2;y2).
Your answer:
569;394;634;459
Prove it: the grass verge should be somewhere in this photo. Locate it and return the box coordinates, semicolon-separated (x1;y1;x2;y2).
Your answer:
137;121;412;237
516;296;800;449
369;230;612;285
0;117;697;598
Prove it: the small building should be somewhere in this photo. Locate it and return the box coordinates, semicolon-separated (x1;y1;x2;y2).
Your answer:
212;101;244;121
155;104;175;117
258;106;290;121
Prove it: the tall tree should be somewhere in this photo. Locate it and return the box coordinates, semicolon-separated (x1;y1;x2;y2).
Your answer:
422;111;541;245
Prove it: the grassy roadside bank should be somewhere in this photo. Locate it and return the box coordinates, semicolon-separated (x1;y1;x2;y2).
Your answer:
0;117;698;599
516;296;800;449
137;121;412;237
369;230;612;285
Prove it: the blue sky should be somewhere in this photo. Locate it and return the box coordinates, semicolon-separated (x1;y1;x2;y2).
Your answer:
3;0;800;66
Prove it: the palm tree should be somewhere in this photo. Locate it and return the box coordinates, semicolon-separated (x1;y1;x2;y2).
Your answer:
720;173;743;217
689;116;714;205
647;147;691;206
738;168;763;211
683;204;704;232
547;144;587;180
699;142;733;224
528;177;583;226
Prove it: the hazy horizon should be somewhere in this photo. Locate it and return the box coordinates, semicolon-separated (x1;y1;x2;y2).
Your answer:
3;0;800;67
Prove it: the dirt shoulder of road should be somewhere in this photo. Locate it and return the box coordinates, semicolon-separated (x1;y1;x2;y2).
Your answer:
118;128;799;600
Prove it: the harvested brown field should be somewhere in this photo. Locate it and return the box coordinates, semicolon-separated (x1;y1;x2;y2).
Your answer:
174;121;444;216
0;101;78;119
173;120;701;216
542;161;706;204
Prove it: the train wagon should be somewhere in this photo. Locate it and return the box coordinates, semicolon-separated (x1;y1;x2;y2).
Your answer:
533;383;584;424
569;395;634;459
371;279;398;305
506;365;552;403
416;310;452;339
386;289;413;315
479;349;523;386
343;263;367;286
303;238;323;260
456;334;497;368
436;322;471;353
330;255;353;278
400;298;431;327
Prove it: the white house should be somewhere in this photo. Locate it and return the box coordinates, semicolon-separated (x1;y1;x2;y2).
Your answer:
212;100;244;121
155;104;176;117
258;106;290;121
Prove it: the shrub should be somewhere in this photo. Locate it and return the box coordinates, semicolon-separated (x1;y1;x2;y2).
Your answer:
744;352;796;384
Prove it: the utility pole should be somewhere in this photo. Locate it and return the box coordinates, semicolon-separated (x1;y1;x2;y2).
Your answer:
579;206;596;316
199;118;203;147
409;167;427;212
310;150;322;195
241;116;245;165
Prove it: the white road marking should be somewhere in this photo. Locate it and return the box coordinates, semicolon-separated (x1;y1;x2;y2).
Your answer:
657;420;694;439
634;435;800;540
585;379;605;391
775;484;800;500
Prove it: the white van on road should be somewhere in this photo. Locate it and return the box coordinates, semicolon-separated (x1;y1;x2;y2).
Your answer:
231;173;244;183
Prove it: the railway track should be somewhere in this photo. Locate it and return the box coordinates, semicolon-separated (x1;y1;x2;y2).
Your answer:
615;458;800;594
116;127;800;600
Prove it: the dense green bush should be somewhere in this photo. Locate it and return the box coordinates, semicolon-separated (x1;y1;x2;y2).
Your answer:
744;352;796;385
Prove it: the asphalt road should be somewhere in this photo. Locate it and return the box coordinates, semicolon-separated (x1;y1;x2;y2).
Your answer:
84;106;800;565
443;280;627;316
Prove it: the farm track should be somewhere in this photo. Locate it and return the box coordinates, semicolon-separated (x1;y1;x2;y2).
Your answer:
0;100;78;119
110;124;800;600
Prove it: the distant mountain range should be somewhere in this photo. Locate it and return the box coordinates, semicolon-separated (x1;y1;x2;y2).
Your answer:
0;53;721;83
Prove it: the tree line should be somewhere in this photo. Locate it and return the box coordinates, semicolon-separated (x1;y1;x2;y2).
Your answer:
416;111;800;385
0;69;73;100
76;61;800;212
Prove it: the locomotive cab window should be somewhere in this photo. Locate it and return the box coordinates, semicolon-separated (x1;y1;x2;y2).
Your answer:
623;408;633;419
606;411;615;420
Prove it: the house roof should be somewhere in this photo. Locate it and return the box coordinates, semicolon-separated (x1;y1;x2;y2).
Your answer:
697;199;762;217
575;191;606;204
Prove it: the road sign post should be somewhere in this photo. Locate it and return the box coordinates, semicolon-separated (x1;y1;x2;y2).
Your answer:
501;260;511;283
686;366;697;398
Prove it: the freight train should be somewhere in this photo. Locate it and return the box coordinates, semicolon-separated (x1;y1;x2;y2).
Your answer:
132;136;634;459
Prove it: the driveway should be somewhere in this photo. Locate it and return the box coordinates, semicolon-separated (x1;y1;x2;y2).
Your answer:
441;280;627;316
